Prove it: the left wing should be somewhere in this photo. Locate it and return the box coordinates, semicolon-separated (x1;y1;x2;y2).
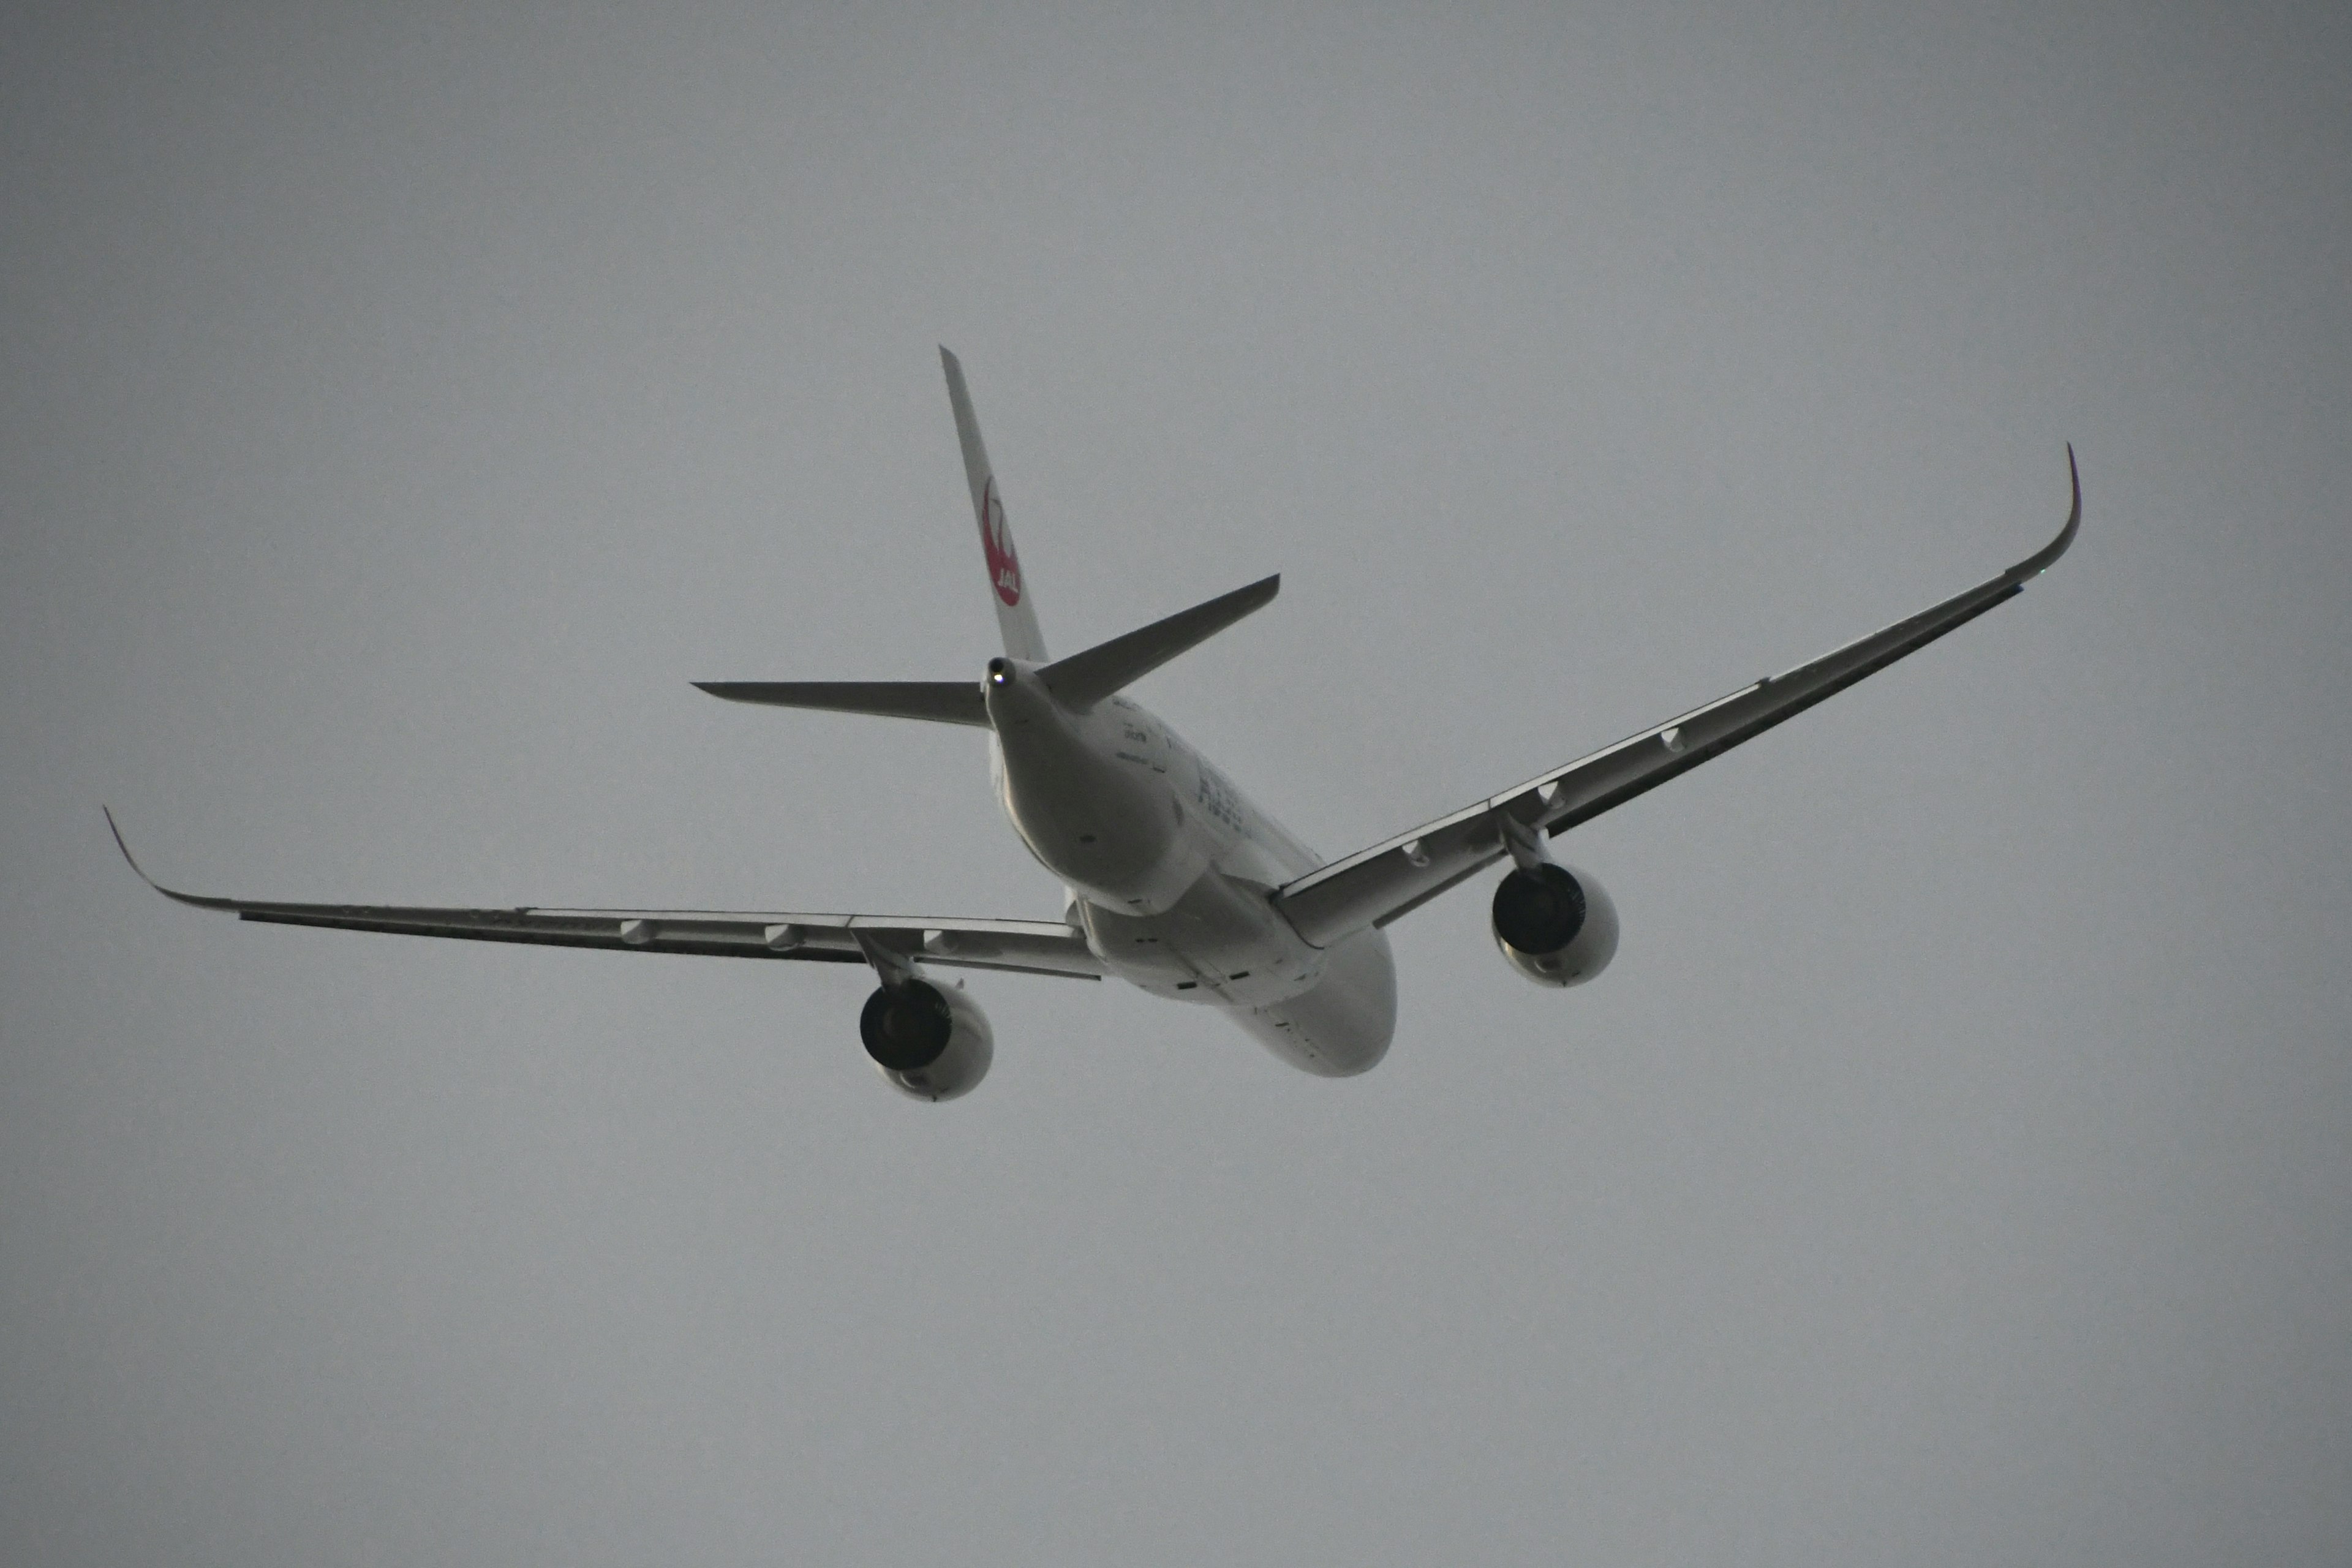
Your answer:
106;812;1102;980
1275;448;2081;948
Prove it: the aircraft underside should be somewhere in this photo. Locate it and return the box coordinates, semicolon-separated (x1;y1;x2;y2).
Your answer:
107;347;2081;1102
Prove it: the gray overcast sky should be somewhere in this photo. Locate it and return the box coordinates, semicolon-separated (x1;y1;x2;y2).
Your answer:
5;2;2348;1563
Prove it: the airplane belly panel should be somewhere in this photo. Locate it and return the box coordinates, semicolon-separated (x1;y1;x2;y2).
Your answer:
1227;929;1396;1077
990;678;1205;913
1080;867;1324;1006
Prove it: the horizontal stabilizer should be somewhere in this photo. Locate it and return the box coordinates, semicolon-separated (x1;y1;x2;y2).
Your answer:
695;680;989;726
1040;575;1280;710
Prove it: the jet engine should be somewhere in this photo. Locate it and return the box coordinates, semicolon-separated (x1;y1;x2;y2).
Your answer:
1490;863;1619;987
860;977;995;1101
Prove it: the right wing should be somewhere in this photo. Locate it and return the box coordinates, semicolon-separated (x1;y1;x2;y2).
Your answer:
1275;448;2081;948
107;812;1102;980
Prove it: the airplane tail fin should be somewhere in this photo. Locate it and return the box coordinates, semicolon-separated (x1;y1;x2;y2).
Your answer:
941;348;1049;663
695;355;1275;726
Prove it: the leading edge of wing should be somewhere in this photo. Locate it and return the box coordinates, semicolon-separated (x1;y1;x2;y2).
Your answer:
103;810;1103;979
1275;446;2081;946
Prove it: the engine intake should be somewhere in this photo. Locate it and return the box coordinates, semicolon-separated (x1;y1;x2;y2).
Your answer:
1491;864;1619;987
860;978;994;1101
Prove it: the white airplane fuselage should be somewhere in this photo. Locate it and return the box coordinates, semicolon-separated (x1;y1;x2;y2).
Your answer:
984;658;1396;1076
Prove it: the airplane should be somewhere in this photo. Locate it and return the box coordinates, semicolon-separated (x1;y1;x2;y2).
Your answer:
109;349;2081;1101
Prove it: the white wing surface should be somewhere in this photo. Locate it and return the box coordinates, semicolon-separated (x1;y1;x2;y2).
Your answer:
107;813;1102;980
1275;450;2082;948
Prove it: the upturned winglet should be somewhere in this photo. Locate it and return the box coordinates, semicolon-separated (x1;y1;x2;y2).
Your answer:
104;808;234;911
2017;443;2082;580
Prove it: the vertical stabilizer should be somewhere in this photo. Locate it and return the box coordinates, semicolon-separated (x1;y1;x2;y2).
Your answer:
941;348;1049;662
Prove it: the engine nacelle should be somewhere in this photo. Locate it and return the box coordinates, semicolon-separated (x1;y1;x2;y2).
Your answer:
859;978;994;1101
1490;864;1619;987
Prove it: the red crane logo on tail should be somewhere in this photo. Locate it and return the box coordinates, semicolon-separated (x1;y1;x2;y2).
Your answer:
980;479;1023;606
